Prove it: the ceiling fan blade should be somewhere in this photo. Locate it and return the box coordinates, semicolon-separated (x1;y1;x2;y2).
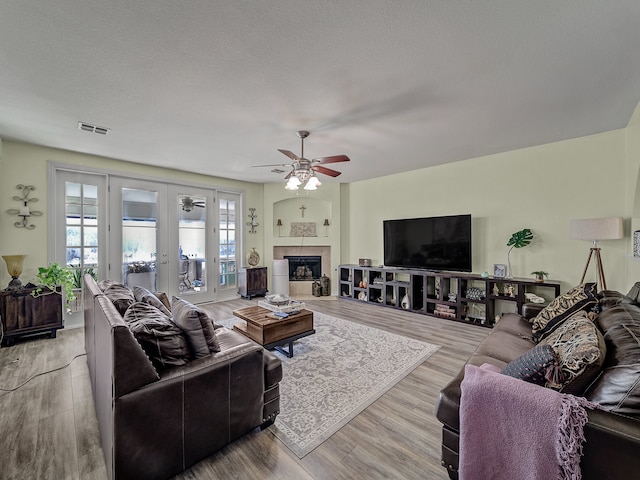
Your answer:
313;165;342;177
251;163;292;168
284;170;294;179
278;149;300;161
313;154;350;164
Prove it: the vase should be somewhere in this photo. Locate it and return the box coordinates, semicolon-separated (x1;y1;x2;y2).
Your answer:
401;293;409;310
2;254;27;290
246;248;260;267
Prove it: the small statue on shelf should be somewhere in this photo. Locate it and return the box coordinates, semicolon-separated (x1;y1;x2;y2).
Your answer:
507;284;515;297
492;284;500;296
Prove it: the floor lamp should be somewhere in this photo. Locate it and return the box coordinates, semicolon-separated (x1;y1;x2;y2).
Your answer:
570;217;623;291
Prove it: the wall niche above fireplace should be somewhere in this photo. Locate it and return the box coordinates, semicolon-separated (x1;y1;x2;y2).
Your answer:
273;197;331;237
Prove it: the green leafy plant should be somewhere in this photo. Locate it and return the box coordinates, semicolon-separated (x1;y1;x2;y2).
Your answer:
506;228;533;277
71;267;97;289
33;262;76;307
531;270;549;282
531;270;549;277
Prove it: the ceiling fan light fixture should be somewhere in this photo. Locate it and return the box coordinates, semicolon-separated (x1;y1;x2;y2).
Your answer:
285;178;300;190
304;175;321;190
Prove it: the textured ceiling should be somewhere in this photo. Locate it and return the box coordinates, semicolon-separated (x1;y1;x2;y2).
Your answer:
1;1;640;184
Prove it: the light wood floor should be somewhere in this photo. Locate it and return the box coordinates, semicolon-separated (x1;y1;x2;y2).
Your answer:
0;297;489;480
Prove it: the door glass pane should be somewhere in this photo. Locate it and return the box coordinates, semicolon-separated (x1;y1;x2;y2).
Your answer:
178;194;207;294
219;197;237;290
83;184;98;205
122;188;158;291
64;181;101;281
84;204;98;225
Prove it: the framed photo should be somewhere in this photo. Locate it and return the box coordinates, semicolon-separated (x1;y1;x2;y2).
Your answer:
493;264;506;278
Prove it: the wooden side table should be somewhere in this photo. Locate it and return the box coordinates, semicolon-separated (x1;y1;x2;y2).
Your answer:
0;287;63;346
238;266;268;299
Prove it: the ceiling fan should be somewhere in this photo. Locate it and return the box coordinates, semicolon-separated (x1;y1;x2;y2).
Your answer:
180;196;205;212
254;130;350;190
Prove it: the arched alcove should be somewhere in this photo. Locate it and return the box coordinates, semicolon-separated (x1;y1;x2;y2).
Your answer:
273;197;332;237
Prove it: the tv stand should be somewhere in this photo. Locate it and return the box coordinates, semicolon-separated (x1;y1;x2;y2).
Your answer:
338;264;560;328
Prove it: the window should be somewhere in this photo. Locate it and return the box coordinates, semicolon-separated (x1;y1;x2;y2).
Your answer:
218;194;239;290
65;181;100;278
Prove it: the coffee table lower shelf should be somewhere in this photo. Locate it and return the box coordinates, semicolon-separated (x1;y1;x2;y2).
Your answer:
233;325;316;358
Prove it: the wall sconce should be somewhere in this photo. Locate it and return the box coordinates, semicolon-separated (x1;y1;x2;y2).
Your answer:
7;184;42;229
246;207;259;234
323;218;330;236
276;218;283;236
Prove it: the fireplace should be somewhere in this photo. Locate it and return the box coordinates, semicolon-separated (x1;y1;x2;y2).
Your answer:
285;255;321;281
273;246;331;297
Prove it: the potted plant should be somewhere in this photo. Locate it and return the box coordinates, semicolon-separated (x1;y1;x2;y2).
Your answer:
32;262;76;310
506;228;533;278
69;267;98;312
531;270;549;283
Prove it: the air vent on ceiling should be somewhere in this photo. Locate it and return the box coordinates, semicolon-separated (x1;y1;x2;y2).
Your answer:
78;122;110;135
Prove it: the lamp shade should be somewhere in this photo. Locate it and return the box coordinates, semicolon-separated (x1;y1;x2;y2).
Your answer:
304;176;321;190
569;217;623;241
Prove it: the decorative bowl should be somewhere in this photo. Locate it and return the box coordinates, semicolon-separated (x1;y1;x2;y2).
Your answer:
265;294;290;305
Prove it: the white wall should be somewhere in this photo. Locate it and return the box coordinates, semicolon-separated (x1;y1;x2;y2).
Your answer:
4;106;640;297
626;101;640;284
0;140;264;288
342;129;630;293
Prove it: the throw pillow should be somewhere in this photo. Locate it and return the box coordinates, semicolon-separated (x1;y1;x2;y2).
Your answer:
97;279;119;292
501;344;564;386
133;286;171;317
539;310;606;394
153;291;172;313
103;282;135;316
124;302;191;369
531;283;598;342
171;296;220;357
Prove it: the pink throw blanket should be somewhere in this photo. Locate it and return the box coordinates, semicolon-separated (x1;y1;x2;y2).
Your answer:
459;364;597;480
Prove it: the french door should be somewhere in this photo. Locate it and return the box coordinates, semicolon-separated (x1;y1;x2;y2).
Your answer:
54;171;108;279
109;178;216;303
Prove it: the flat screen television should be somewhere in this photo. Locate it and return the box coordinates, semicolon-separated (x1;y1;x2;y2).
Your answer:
383;214;472;272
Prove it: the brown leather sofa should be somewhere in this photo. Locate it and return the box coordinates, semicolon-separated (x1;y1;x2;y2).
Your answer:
83;275;283;480
435;287;640;480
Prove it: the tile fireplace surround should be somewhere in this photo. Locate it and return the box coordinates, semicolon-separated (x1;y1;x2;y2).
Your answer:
273;246;331;297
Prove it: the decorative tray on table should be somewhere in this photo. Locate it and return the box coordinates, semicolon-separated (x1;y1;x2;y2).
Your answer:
258;296;306;313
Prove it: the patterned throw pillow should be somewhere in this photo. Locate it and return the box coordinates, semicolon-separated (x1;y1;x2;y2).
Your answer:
172;296;220;357
539;310;606;394
501;344;563;386
97;279;119;292
133;286;172;317
124;302;191;369
531;283;598;342
103;282;135;316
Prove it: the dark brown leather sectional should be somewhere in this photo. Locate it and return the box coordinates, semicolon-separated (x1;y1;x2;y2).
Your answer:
83;275;282;480
435;288;640;479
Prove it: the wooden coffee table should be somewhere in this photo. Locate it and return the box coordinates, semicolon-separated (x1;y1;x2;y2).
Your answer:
232;305;315;357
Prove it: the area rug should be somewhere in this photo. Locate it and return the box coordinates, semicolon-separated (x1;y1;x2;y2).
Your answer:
214;311;439;458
